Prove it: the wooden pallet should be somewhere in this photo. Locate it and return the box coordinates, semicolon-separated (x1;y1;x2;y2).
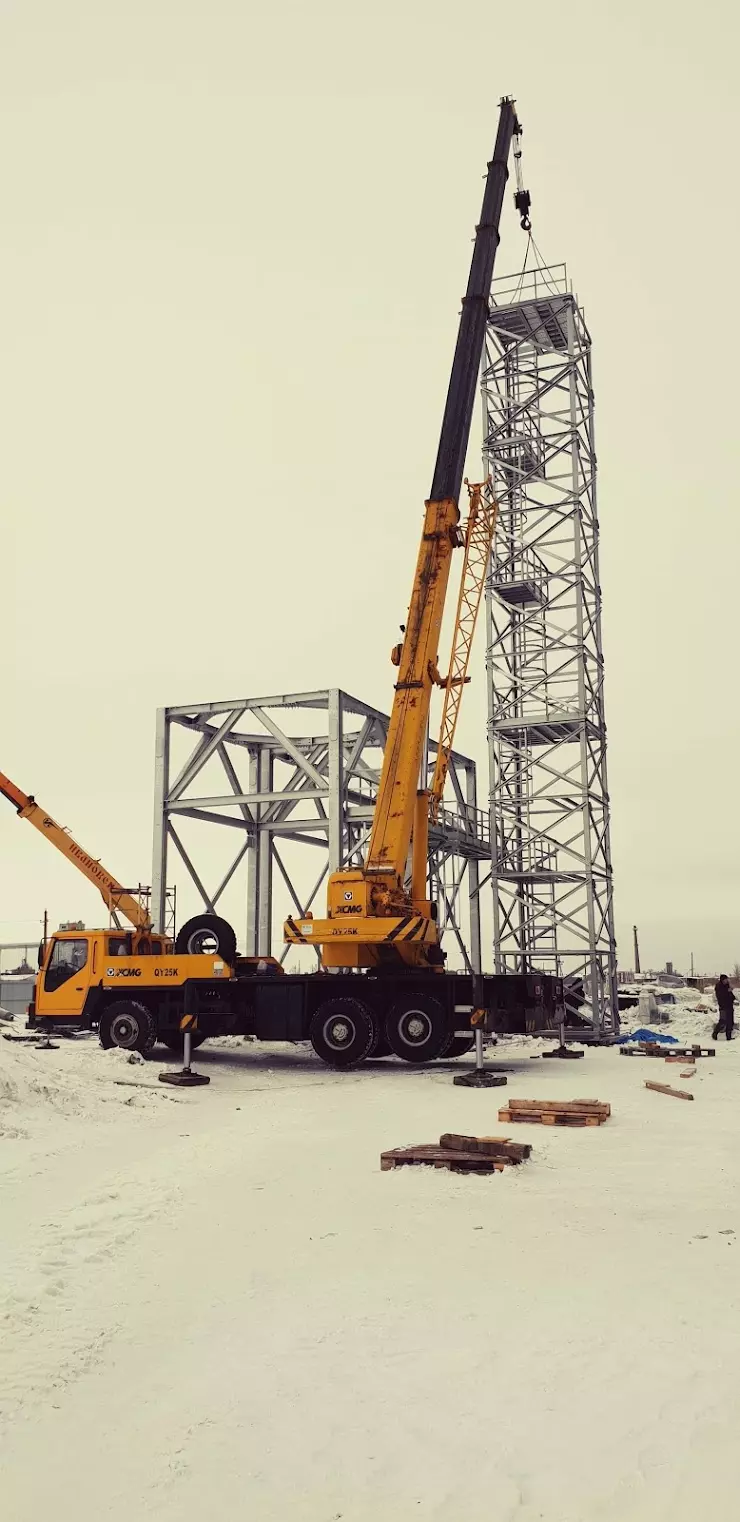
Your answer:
381;1132;531;1174
621;1044;714;1059
381;1145;508;1174
665;1046;714;1058
497;1098;610;1128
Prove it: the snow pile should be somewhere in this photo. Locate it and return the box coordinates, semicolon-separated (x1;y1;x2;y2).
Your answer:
0;1039;151;1139
0;1040;90;1128
101;1046;145;1069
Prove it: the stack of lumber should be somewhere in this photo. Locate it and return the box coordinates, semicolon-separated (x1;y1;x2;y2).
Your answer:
381;1132;531;1174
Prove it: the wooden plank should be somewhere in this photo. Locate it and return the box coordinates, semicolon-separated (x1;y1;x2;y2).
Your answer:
439;1132;531;1162
540;1113;602;1127
644;1081;694;1101
680;1068;697;1078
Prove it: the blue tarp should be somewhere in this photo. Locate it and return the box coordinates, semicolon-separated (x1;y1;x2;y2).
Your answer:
614;1027;678;1046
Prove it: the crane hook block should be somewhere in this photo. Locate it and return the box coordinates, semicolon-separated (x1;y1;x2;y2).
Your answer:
514;187;531;231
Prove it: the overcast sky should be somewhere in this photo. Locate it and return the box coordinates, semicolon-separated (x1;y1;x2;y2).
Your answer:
1;0;738;975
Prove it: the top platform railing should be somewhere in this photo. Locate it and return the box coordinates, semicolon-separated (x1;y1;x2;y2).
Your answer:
489;262;570;309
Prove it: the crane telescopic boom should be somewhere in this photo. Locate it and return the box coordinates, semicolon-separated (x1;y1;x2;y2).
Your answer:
365;98;516;886
285;97;520;969
0;769;153;932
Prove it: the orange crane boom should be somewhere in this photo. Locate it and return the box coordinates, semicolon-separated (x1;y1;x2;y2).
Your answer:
285;98;521;969
0;769;153;931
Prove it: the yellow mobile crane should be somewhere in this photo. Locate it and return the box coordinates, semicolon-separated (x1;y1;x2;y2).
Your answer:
2;99;564;1063
284;98;516;973
0;768;278;1051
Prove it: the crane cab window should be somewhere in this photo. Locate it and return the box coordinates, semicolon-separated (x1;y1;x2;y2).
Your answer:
44;938;88;992
108;935;132;957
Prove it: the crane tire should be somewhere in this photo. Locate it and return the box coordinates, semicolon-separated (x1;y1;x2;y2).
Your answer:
446;1036;475;1059
99;1000;157;1056
385;994;451;1063
310;997;377;1068
175;913;237;964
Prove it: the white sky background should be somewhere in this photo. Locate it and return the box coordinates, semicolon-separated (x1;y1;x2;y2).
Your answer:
1;0;738;974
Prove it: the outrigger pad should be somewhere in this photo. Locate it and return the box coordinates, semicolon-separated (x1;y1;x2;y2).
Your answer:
158;1071;210;1088
543;1046;584;1060
453;1070;508;1088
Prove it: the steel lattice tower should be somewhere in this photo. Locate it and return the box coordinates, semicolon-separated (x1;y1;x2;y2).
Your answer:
481;263;617;1027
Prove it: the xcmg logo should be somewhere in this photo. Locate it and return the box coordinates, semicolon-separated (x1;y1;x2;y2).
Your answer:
105;967;142;978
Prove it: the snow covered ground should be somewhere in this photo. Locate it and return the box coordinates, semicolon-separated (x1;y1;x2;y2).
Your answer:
1;1019;739;1522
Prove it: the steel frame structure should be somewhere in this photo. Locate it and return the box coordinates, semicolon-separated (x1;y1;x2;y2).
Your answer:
481;263;617;1025
152;690;487;973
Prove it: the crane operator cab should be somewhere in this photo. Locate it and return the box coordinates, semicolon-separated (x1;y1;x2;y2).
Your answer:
32;928;171;1024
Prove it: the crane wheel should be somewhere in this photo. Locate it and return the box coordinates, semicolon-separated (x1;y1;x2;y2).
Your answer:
385;995;452;1063
99;1000;157;1056
446;1036;475;1059
309;997;377;1068
175;913;237;964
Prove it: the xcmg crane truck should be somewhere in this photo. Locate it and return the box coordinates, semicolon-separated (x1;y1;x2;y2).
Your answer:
0;768;283;1053
3;97;565;1063
280;95;565;1060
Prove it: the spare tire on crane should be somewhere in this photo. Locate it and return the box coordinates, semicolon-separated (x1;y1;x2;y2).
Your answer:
175;914;237;964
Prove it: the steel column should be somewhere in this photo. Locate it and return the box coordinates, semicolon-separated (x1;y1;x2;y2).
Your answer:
151;706;170;934
328;689;344;872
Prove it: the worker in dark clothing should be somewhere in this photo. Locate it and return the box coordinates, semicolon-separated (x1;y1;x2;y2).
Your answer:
712;974;736;1041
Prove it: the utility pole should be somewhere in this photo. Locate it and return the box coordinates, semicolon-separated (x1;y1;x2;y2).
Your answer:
633;925;640;975
690;950;694;979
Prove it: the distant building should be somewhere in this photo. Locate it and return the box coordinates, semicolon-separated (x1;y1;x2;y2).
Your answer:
0;973;34;1019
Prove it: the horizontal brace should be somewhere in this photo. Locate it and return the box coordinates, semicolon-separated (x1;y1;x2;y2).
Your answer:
169;790;329;809
268;820;329;836
165;807;252;830
166;691;331;718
